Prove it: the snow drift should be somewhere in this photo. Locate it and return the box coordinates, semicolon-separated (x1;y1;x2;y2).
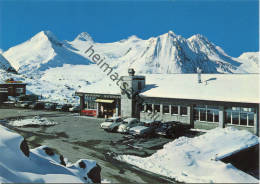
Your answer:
8;116;58;127
117;127;260;183
0;125;101;183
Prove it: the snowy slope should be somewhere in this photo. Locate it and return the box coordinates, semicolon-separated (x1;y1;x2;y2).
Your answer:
0;53;15;72
3;31;92;73
117;127;260;183
3;30;256;75
0;124;99;183
70;31;244;74
235;52;259;73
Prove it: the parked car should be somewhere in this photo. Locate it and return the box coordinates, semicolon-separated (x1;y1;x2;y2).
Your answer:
14;101;23;108
129;120;161;137
69;105;80;112
155;121;189;138
117;118;140;133
29;102;45;110
56;104;63;111
20;101;33;108
81;109;97;116
56;104;72;111
100;117;123;132
44;102;57;110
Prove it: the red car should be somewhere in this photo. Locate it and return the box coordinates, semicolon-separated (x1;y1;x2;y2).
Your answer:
81;109;97;116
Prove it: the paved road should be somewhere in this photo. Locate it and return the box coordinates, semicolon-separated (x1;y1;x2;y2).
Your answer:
0;108;178;183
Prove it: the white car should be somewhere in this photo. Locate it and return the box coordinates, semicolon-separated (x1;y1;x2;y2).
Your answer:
129;120;161;137
100;117;123;132
117;118;140;133
69;105;80;112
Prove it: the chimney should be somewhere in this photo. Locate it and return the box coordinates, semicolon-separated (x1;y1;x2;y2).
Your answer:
197;67;202;83
128;68;135;76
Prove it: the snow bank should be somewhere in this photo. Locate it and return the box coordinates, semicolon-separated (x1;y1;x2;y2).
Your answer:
0;125;100;183
9;116;57;127
117;127;259;183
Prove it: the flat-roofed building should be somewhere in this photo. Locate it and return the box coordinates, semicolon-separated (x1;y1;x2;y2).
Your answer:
0;79;27;102
76;69;259;135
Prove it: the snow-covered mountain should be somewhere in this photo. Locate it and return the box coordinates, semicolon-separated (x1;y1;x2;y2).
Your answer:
0;53;16;72
3;31;92;73
236;52;259;73
3;30;257;75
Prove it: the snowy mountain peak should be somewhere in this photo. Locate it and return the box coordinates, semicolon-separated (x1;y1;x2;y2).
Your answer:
126;35;141;42
74;32;93;42
238;52;259;64
188;34;211;44
167;30;176;37
32;30;62;46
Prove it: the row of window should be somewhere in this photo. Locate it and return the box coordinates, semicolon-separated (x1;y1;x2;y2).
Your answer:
194;106;219;122
16;88;24;93
194;106;255;126
0;88;8;92
225;110;254;126
142;104;188;116
141;104;255;127
0;88;24;93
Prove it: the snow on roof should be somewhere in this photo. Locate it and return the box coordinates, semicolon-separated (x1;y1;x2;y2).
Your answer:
77;78;121;95
140;74;260;104
117;127;260;183
77;73;259;104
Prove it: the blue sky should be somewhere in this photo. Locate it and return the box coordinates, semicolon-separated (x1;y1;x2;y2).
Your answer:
0;0;258;57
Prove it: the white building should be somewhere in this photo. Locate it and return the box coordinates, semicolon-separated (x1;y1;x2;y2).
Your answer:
76;69;259;135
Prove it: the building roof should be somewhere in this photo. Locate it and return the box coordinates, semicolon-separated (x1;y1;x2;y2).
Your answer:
140;74;260;104
77;78;120;95
77;74;260;104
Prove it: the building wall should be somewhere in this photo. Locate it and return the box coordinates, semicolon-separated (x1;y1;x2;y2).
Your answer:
120;75;145;118
0;83;26;101
139;97;259;135
140;106;191;124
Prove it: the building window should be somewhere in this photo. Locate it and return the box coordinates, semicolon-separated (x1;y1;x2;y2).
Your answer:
163;105;169;114
207;109;214;122
140;104;145;112
138;81;142;90
146;104;152;113
84;96;97;109
180;106;188;115
16;88;24;93
154;104;160;113
87;101;97;109
194;105;219;123
0;88;8;92
225;107;255;127
200;109;206;121
240;113;247;126
248;114;254;126
226;111;232;124
194;108;199;120
232;112;239;125
171;105;178;115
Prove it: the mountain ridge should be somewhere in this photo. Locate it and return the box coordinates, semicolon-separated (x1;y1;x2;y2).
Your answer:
2;30;259;74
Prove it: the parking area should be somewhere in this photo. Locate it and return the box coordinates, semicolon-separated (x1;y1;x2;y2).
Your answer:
0;107;202;183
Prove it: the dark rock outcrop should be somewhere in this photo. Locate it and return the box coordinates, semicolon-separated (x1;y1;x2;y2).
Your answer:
43;147;55;156
60;155;66;166
79;161;86;169
87;164;101;183
20;139;29;157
